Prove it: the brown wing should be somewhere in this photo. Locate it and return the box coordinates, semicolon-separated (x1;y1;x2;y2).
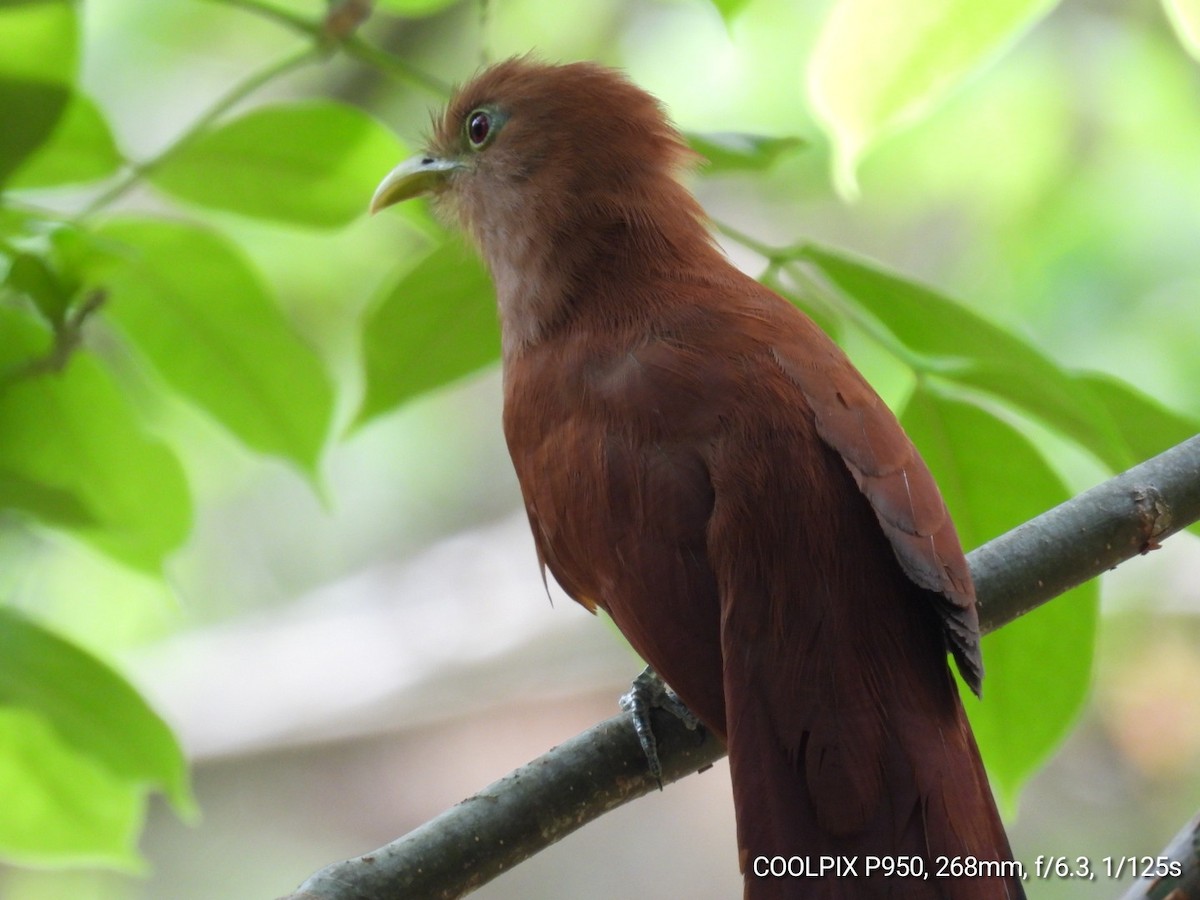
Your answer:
766;309;982;693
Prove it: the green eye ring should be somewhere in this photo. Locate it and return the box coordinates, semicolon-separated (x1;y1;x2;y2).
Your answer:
465;107;505;150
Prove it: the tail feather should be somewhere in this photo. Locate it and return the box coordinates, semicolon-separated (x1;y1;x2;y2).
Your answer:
727;669;1024;899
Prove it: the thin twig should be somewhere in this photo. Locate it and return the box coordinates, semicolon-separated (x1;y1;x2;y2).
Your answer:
0;290;107;389
714;220;942;372
78;45;323;220
211;0;452;96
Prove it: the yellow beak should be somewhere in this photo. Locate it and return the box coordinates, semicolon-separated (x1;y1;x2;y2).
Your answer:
369;155;462;214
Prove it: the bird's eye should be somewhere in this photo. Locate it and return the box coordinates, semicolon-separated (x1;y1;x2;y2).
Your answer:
467;110;492;148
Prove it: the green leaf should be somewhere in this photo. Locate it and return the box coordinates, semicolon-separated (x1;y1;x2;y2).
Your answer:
688;132;806;174
0;0;76;84
357;237;498;428
0;308;193;571
90;218;335;472
8;93;122;189
0;79;71;187
0;303;53;367
708;0;754;24
799;244;1132;471
149;101;405;228
0;0;78;84
1164;0;1200;60
0;608;193;867
4;250;72;325
1074;372;1200;537
0;707;142;869
374;0;461;16
0;0;78;186
2;225;97;330
0;470;95;529
901;390;1096;805
0;207;33;240
0;609;191;809
1074;371;1200;464
807;0;1060;196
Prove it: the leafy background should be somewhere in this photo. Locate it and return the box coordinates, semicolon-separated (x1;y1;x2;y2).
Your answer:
1;0;1198;897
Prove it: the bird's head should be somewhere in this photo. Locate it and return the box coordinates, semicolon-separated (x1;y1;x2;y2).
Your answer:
371;58;699;233
371;58;713;348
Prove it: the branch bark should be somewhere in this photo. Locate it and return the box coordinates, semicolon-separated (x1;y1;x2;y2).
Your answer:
973;433;1200;631
1119;810;1200;900
279;434;1200;900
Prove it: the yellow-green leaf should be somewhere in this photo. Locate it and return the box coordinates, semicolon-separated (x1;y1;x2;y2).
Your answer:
0;0;77;84
357;237;498;428
799;244;1132;471
4;251;71;325
0;308;192;572
91;218;335;473
688;132;806;173
0;470;95;530
0;707;142;869
807;0;1060;196
0;0;78;185
8;93;122;189
149;101;405;228
0;609;193;868
1164;0;1200;60
375;0;460;16
1074;372;1199;464
709;0;754;25
901;390;1096;805
0;80;71;188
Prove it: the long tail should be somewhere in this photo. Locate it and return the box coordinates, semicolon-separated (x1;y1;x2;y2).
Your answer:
726;666;1025;900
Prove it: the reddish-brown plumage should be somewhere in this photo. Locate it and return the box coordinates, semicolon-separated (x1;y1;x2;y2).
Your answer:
374;57;1024;899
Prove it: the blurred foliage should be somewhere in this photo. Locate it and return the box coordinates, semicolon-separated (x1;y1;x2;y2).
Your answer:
0;0;1197;884
808;0;1061;196
0;608;194;870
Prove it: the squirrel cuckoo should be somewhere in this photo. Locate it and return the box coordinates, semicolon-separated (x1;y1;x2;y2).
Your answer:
372;58;1024;899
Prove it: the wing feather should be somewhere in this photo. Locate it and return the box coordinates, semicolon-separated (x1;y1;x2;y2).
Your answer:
767;318;982;692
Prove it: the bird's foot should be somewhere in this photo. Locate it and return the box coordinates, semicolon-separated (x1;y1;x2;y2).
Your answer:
619;666;700;789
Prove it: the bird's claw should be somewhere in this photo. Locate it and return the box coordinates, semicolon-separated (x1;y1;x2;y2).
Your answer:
619;666;700;789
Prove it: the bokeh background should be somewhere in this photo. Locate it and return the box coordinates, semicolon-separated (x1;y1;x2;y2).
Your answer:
2;0;1200;897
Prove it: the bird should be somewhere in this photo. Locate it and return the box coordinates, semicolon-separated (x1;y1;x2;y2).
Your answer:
371;57;1024;900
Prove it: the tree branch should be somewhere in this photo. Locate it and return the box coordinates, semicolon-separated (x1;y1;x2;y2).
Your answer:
281;709;721;900
1119;810;1200;900
279;435;1200;900
973;433;1200;631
